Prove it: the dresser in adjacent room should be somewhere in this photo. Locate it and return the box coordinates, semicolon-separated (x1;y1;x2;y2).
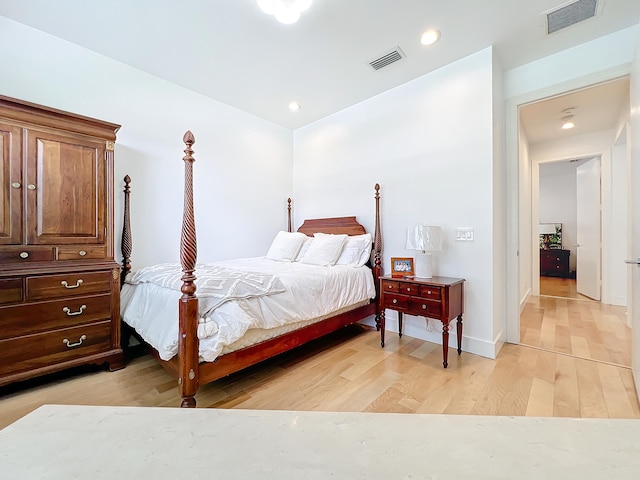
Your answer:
0;95;123;387
539;249;571;278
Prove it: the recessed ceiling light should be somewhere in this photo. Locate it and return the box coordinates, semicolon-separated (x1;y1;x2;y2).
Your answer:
288;102;301;112
561;107;575;130
420;29;440;46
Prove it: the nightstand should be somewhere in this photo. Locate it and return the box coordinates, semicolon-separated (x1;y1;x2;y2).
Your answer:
378;275;465;368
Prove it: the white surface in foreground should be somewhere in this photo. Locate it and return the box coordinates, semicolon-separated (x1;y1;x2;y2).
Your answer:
1;405;639;479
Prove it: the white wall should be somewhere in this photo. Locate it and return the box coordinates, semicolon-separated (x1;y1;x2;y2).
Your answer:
518;123;532;309
629;22;640;398
610;141;629;307
293;48;500;359
0;16;293;270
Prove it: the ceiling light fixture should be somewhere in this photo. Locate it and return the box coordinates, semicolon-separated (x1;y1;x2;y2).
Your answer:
257;0;312;25
420;29;441;46
561;107;576;130
288;102;301;111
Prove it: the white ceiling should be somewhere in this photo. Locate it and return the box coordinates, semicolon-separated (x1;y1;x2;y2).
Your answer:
0;0;638;130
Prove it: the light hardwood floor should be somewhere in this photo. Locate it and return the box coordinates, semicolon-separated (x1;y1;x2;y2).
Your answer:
521;277;632;366
1;324;638;430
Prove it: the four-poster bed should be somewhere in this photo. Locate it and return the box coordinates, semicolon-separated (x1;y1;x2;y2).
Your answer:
120;131;383;407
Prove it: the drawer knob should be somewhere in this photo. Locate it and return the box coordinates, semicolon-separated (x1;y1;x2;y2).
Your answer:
392;299;398;304
27;184;36;190
422;304;427;309
427;290;432;295
79;250;87;256
63;335;87;348
388;285;392;289
61;279;84;289
406;287;411;292
11;182;21;189
62;305;86;316
19;252;29;259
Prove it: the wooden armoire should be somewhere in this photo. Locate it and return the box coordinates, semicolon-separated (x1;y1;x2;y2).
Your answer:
0;95;124;387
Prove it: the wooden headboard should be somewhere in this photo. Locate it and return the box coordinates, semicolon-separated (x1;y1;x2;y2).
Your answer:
296;216;366;236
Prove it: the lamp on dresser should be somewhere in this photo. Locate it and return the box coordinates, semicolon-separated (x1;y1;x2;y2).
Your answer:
539;223;556;250
406;225;442;278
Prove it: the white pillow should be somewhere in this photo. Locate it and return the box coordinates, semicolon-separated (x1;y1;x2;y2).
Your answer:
300;233;348;266
294;235;313;261
335;233;372;267
266;231;307;262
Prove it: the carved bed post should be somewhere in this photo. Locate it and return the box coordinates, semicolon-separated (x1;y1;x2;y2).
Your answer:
120;175;132;287
287;198;292;232
178;131;199;408
373;183;383;334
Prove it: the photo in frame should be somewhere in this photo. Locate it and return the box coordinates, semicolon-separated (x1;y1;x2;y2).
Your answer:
391;257;414;278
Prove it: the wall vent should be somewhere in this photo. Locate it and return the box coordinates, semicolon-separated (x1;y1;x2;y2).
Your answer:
368;47;405;71
545;0;599;34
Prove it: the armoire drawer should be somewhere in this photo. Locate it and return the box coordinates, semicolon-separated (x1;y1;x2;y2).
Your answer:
0;247;56;263
0;293;112;340
0;278;23;305
57;245;107;261
0;321;113;376
26;271;112;301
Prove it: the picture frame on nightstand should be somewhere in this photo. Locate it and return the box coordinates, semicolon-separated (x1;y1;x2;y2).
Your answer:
391;257;414;278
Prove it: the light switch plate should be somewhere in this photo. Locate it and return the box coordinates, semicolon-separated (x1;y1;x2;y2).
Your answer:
455;227;474;241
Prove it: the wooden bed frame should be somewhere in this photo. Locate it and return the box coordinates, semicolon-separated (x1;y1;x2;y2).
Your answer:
120;131;382;407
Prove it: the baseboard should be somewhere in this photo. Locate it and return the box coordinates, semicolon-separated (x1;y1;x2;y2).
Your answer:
520;287;532;313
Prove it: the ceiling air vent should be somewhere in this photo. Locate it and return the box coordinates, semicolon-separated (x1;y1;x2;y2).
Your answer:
369;47;405;71
545;0;599;35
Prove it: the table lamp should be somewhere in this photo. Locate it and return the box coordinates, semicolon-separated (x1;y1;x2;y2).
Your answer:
539;223;556;250
406;225;442;278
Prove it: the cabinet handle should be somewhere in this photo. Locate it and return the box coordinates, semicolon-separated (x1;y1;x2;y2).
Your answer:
62;305;86;316
61;279;83;289
19;252;29;259
427;290;432;295
27;184;36;190
406;287;412;292
11;182;21;189
63;335;87;348
388;285;393;289
78;250;87;256
392;299;398;304
422;304;427;310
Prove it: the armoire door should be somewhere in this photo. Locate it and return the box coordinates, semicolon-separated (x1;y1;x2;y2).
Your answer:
24;128;106;245
0;123;22;245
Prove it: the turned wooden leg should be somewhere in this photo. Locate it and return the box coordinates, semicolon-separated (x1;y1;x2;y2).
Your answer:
442;322;449;368
398;311;403;338
379;310;386;347
456;314;463;355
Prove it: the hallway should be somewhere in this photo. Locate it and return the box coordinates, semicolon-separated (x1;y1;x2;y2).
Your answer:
520;277;631;367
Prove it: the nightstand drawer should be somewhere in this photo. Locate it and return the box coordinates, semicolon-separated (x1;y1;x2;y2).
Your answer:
419;285;441;300
410;298;442;318
381;280;400;293
0;321;113;376
0;293;112;340
381;280;421;296
382;293;411;311
26;271;112;301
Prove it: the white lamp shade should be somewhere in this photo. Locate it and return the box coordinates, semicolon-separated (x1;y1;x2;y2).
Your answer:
406;225;442;252
539;223;556;235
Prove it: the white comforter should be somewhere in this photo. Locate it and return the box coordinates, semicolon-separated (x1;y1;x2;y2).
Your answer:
120;257;376;362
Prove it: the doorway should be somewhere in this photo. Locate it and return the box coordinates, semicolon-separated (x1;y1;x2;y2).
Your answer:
516;78;632;367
